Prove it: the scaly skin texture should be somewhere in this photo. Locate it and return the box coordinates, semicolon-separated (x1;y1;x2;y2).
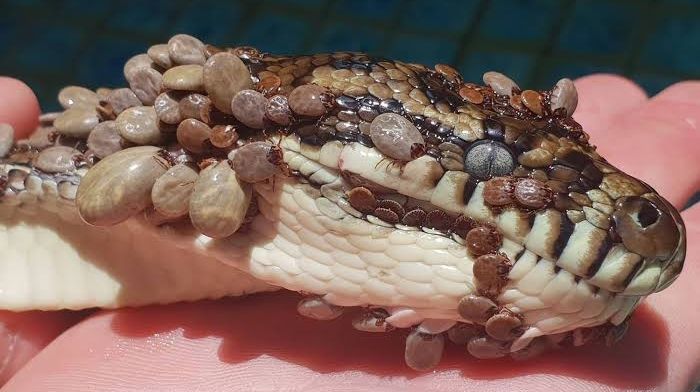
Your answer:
0;36;688;371
1;74;700;392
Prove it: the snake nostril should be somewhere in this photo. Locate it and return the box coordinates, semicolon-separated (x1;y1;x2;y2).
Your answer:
613;195;680;259
636;201;660;228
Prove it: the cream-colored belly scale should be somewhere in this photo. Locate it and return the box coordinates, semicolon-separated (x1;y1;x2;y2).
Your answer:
0;200;277;311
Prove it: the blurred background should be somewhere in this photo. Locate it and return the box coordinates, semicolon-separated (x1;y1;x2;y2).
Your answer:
2;0;700;111
0;0;698;206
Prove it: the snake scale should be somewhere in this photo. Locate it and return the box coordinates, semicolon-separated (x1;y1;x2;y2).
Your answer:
0;34;686;370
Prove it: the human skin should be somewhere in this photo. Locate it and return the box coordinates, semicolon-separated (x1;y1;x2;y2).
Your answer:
0;75;698;392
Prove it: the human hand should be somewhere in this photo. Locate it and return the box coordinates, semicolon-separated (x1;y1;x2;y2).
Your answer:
0;75;698;392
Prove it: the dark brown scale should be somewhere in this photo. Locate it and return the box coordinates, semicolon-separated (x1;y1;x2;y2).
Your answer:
554;148;591;171
553;193;581;211
462;178;479;204
341;171;393;194
336;95;360;110
484;119;505;142
567;181;586;193
578;172;603;190
423;145;438;159
378;99;403;114
549;164;579;182
514;133;537;153
357;106;378;122
446;135;468;151
547;179;568;193
337;110;360;123
585;235;613;278
155;149;177;167
335;121;358;133
356;133;374;147
423;133;442;146
552;212;576;258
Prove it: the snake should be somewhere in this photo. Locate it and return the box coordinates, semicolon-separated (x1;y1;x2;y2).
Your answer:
0;34;686;370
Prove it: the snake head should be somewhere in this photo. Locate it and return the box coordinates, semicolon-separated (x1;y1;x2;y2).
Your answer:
0;36;689;370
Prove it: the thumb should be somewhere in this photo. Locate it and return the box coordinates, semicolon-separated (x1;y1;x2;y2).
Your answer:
0;77;41;139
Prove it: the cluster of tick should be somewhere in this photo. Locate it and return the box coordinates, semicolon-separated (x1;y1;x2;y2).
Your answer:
346;185;513;296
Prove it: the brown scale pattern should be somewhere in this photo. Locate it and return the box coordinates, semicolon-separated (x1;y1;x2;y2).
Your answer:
231;50;626;236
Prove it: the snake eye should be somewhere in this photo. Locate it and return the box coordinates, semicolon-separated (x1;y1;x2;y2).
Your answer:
612;196;679;259
463;140;514;179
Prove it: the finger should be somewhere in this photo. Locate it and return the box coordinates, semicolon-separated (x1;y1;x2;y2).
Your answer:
573;74;648;137
0;77;40;138
575;79;700;207
0;293;678;392
602;83;700;207
0;310;85;385
651;80;700;104
644;203;700;392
